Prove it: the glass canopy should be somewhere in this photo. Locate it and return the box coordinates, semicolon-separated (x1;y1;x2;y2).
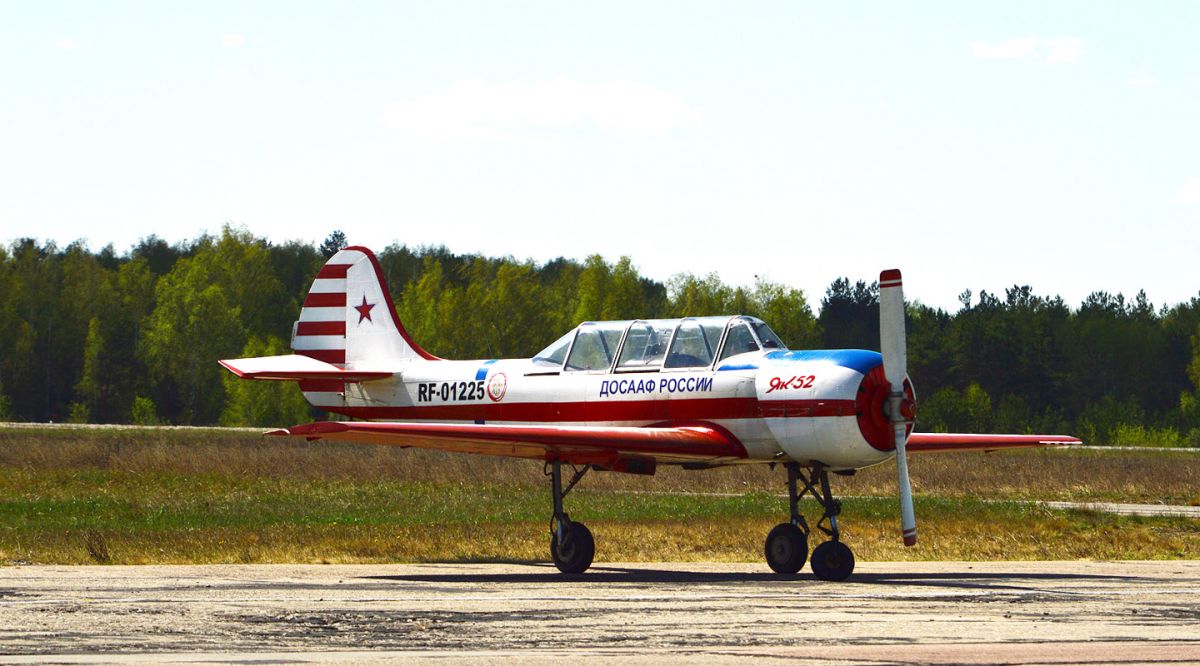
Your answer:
532;316;786;372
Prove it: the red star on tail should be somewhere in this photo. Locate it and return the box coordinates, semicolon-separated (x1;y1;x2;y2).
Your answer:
355;295;375;324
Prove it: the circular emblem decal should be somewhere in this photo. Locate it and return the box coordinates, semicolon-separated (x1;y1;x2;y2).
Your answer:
486;372;508;402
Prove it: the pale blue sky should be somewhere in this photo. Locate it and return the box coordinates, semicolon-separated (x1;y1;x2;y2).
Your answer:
2;1;1197;312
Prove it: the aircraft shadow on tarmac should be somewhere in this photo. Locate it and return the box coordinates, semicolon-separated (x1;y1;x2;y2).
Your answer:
365;563;1152;589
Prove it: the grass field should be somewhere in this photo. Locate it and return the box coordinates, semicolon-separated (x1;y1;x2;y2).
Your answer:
2;425;1198;565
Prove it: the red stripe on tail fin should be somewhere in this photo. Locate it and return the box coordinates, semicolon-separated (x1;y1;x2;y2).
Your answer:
296;321;346;336
303;292;347;308
316;263;353;279
297;348;346;364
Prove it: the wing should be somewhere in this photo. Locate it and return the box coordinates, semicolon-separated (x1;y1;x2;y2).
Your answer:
906;433;1081;453
269;420;748;471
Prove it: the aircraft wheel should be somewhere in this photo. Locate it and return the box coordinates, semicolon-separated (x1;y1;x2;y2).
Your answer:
811;541;855;581
551;521;594;574
764;523;808;574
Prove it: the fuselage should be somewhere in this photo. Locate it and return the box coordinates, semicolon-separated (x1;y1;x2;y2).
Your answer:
299;318;909;471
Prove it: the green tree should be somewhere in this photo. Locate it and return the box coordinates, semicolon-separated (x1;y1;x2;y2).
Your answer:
1067;291;1167;418
747;280;820;348
6;320;38;420
1180;322;1200;436
206;226;288;335
473;260;551;358
132;235;186;275
141;255;246;424
0;245;16;420
947;286;1068;414
573;255;611;324
1188;322;1200;396
603;257;649;320
395;257;462;357
667;273;732;316
818;278;878;350
270;240;323;314
69;317;107;423
107;257;159;421
319;230;348;259
907;303;954;397
536;257;584;336
0;374;12;421
55;243;119;419
919;383;992;433
130;396;160;425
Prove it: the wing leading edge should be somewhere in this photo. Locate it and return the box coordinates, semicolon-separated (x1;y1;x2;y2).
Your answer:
270;420;748;470
906;433;1081;453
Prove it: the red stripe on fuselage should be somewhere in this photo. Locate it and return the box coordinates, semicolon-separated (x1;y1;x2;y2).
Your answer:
296;321;346;336
317;264;353;279
318;397;857;423
304;293;347;308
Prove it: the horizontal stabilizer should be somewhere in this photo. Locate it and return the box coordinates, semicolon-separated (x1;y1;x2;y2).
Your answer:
218;354;392;381
907;433;1081;453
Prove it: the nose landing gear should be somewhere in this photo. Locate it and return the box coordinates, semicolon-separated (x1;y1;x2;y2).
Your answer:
764;462;856;581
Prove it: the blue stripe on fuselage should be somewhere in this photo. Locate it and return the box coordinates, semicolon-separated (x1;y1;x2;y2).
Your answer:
716;362;759;371
474;360;497;423
475;360;497;381
763;349;882;375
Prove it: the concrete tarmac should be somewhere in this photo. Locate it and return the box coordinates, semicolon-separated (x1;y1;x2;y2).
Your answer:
2;560;1199;664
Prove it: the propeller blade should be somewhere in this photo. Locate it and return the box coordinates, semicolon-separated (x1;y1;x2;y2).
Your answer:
879;270;906;393
880;269;917;547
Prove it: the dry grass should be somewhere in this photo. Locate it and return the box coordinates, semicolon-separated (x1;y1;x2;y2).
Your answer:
5;512;1197;566
3;425;1197;502
2;425;1199;565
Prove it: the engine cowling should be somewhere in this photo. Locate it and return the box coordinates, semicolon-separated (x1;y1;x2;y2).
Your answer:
754;350;914;469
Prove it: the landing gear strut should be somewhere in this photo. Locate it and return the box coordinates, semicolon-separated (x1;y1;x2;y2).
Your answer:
764;462;856;581
547;460;595;574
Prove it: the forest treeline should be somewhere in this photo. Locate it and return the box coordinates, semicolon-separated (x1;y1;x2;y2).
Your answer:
2;226;1199;446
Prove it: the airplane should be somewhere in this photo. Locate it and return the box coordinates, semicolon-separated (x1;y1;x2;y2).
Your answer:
220;246;1081;581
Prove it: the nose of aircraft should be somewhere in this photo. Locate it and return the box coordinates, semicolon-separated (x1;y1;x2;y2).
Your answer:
854;362;915;452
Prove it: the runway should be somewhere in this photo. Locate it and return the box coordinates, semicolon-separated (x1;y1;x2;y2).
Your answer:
2;561;1199;664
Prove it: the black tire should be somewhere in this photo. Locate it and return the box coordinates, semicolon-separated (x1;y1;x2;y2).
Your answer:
810;540;855;581
764;523;808;574
551;521;595;574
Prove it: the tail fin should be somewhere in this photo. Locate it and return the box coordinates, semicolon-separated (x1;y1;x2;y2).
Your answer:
293;246;439;365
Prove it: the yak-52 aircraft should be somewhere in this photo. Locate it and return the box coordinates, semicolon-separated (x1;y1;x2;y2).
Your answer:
221;247;1079;581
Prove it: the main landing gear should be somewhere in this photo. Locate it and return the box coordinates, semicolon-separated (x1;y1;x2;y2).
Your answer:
547;460;595;574
764;462;856;581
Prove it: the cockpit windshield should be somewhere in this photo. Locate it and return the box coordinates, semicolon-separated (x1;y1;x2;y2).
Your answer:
752;321;786;350
719;322;759;361
532;330;573;367
717;316;788;362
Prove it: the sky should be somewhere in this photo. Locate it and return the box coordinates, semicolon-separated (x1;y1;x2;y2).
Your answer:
2;1;1198;312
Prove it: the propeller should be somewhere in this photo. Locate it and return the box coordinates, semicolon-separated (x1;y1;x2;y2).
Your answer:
880;269;917;547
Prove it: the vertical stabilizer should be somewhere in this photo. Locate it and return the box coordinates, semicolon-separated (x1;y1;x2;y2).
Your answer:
293;246;439;367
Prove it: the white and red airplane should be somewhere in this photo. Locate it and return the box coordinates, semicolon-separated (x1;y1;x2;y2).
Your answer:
221;246;1080;580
